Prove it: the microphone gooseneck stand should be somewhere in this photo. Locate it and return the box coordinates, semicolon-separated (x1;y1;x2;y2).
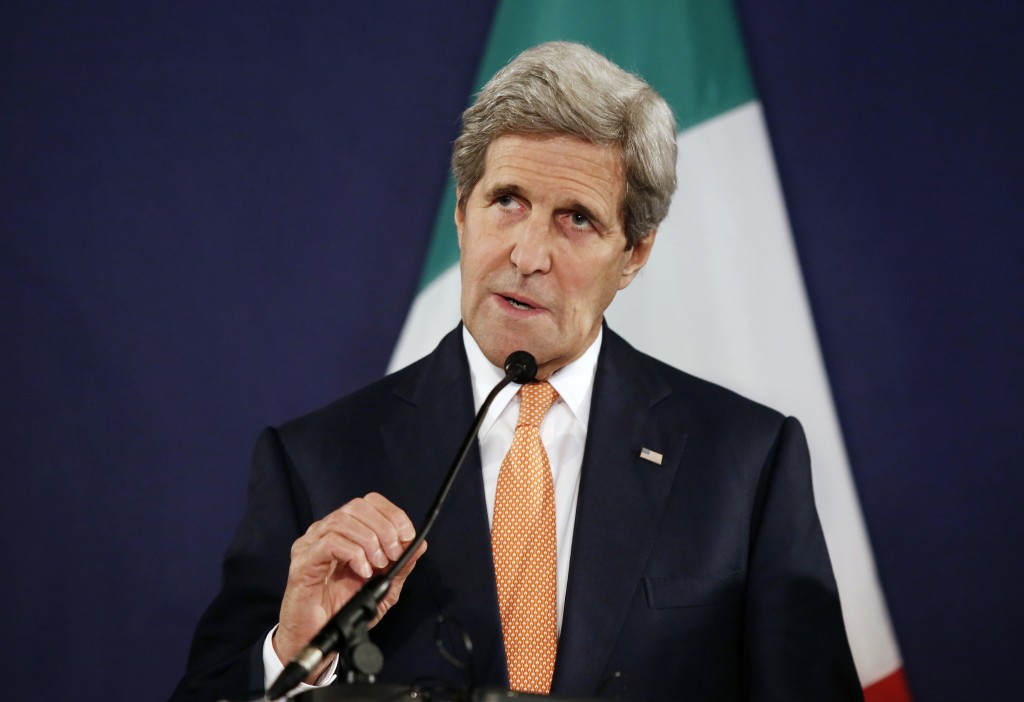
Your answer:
265;351;539;701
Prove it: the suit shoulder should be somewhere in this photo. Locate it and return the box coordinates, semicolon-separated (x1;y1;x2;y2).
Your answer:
273;353;429;449
611;332;789;432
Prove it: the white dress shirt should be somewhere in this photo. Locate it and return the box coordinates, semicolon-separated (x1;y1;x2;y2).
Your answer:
264;327;602;694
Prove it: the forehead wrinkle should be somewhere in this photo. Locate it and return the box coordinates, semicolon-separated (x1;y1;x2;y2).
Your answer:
491;148;622;192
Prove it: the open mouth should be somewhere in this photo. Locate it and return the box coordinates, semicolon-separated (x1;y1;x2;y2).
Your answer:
503;295;534;311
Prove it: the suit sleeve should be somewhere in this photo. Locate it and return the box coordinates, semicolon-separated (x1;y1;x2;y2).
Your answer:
742;416;863;702
169;427;312;702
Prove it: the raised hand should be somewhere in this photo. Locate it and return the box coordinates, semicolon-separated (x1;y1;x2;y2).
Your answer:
272;492;427;681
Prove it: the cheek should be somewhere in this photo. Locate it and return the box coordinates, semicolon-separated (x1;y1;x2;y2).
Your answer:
562;270;607;315
570;258;627;316
461;221;506;274
460;245;506;303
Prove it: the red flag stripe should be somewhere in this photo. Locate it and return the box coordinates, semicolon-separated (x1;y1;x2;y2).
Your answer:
864;667;912;702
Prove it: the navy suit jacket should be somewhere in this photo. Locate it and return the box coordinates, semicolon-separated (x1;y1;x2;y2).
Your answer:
171;326;861;701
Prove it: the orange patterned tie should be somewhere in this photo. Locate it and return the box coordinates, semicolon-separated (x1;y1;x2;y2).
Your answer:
491;381;559;694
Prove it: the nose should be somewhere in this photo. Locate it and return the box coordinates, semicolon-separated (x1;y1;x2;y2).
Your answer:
509;214;552;275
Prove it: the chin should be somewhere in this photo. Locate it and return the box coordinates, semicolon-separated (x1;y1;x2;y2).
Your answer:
469;306;561;365
493;338;535;367
476;329;539;368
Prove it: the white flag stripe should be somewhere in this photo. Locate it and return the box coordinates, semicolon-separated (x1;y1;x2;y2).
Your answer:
608;102;900;685
389;264;461;373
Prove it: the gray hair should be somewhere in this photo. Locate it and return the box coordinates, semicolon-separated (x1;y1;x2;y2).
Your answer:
452;41;678;248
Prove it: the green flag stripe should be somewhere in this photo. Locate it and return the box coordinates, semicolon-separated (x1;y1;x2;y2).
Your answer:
417;0;755;291
420;182;461;290
482;0;756;130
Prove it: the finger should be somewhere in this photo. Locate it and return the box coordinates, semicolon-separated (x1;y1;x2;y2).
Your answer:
313;497;399;568
391;540;428;582
371;540;428;627
323;493;415;561
364;492;417;544
291;529;375;581
335;497;407;562
289;494;417;589
290;521;374;577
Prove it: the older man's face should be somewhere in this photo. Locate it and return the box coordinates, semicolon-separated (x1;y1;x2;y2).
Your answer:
456;133;655;379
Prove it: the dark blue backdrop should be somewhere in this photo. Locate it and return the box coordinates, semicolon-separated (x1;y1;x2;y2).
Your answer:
2;2;1021;700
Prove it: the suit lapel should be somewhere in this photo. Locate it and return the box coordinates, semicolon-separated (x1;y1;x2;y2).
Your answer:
552;329;688;696
379;328;508;686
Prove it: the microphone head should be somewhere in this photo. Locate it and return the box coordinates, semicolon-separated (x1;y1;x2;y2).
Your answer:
504;351;538;384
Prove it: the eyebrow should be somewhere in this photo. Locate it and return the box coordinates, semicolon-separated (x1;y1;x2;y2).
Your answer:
483;182;524;201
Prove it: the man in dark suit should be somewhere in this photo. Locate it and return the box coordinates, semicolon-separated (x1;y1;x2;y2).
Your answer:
172;42;861;701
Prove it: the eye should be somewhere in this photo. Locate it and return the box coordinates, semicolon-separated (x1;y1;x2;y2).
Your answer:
570;212;592;228
496;194;517;208
563;211;597;233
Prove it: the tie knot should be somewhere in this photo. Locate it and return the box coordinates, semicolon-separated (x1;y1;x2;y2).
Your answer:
517;382;558;428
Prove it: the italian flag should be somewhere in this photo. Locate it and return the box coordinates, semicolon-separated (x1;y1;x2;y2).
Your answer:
389;2;909;699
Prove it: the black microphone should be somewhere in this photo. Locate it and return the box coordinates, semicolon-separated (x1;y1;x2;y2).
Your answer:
266;351;537;700
503;350;537;384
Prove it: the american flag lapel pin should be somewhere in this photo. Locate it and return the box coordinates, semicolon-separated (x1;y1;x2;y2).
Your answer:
639;447;663;465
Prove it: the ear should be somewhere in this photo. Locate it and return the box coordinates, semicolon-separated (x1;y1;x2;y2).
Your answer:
618;229;657;290
454;187;465;250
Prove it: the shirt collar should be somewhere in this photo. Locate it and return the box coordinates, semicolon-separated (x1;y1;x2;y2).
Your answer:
462;324;602;433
